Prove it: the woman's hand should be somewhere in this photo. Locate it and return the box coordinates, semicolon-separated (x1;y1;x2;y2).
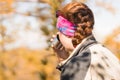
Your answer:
50;34;69;62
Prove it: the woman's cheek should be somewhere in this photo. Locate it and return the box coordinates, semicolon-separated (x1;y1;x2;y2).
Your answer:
64;39;74;50
59;33;74;50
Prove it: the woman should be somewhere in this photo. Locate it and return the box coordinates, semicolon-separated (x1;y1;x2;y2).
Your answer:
51;2;120;80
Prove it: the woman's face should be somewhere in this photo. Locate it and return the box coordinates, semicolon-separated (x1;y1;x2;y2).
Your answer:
58;32;75;51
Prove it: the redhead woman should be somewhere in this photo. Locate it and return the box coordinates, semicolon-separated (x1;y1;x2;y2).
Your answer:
51;2;120;80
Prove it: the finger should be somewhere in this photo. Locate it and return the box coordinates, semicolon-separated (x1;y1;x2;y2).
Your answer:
56;43;63;49
52;46;59;52
52;35;56;38
50;38;53;42
52;43;62;51
59;46;64;50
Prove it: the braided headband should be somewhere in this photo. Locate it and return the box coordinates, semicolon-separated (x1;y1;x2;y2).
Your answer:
56;16;76;37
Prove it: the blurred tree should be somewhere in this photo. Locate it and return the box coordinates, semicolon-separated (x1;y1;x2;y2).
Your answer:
0;48;59;80
0;24;15;52
0;0;14;14
0;24;7;52
95;0;116;15
39;0;63;36
72;0;87;2
0;0;15;52
104;27;120;59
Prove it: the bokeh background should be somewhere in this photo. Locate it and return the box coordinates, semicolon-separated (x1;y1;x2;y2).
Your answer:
0;0;120;80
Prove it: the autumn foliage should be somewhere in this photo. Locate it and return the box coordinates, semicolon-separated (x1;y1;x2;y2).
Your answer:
104;27;120;59
0;48;60;80
0;0;14;14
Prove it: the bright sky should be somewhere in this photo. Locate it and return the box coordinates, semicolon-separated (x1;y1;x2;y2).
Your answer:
88;0;120;42
2;0;120;50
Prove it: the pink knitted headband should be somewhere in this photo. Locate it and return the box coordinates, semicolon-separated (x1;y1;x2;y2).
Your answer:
56;16;76;37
